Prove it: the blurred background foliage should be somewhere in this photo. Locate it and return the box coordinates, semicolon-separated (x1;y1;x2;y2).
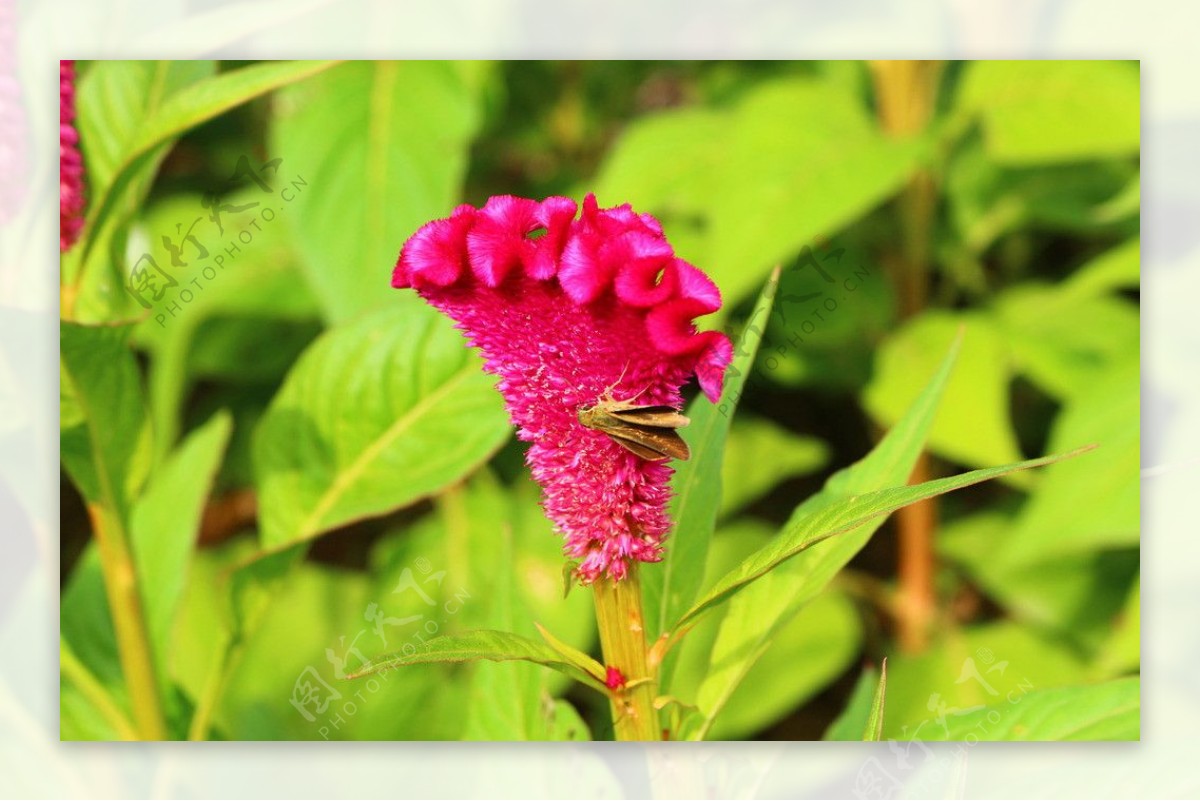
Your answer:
60;59;1139;740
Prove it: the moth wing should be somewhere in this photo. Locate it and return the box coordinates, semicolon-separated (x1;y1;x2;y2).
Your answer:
607;424;691;462
608;405;691;429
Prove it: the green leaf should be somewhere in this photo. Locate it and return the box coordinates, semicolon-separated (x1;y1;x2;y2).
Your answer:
1065;238;1140;297
643;269;779;647
271;61;488;322
75;61;215;196
719;414;828;519
348;629;605;693
666;518;861;740
70;60;338;323
456;482;593;741
881;620;1096;740
60;321;152;517
677;447;1090;630
940;511;1137;644
1004;359;1139;560
917;678;1139;741
130;411;232;686
253;296;511;551
687;586;861;740
994;282;1139;403
81;60;338;261
863;658;887;741
823;663;881;741
671;334;963;720
131;190;320;464
956;61;1140;165
864;311;1027;483
594;77;924;307
1094;577;1140;679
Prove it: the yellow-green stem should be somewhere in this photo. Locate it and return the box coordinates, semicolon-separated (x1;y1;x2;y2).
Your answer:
60;638;139;740
88;504;167;739
870;60;944;653
593;565;659;741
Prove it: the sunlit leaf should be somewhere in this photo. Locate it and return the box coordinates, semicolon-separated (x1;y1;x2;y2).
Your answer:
271;61;488;321
918;678;1139;741
957;61;1140;164
253;297;511;551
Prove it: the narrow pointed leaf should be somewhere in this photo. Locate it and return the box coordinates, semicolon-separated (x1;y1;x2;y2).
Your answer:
686;333;962;717
644;268;779;644
535;623;606;684
347;629;607;694
863;658;887;741
677;446;1093;630
130;411;232;684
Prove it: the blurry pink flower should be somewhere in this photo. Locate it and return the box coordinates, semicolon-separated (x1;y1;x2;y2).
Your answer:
393;194;731;583
60;59;84;252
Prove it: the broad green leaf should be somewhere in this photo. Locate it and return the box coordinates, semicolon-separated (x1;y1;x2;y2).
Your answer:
253;296;510;551
271;61;487;322
823;663;881;741
131;190;320;464
864;311;1027;483
75;61;215;195
995;283;1139;402
1004;359;1139;561
130;411;232;687
678;448;1090;630
940;510;1137;645
458;479;592;741
1094;577;1140;679
1065;238;1140;297
80;60;338;264
863;658;887;741
917;678;1139;741
706;79;924;306
69;60;337;323
956;61;1140;165
943;135;1137;270
60;321;152;518
643;269;778;648
593;77;924;307
882;620;1095;740
348;629;605;693
719;414;828;519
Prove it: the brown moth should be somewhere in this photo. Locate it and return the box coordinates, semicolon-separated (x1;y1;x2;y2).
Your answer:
577;389;691;462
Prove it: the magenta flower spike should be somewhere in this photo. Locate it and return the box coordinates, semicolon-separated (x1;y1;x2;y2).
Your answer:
394;194;732;583
60;59;85;252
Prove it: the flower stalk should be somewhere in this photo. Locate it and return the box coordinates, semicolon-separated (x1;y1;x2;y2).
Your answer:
87;503;167;740
592;563;659;741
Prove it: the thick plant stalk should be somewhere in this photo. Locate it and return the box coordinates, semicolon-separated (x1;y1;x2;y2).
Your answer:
593;564;659;740
870;60;944;652
88;504;167;739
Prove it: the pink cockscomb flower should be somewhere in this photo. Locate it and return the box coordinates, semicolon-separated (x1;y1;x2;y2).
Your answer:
59;59;85;252
393;194;731;583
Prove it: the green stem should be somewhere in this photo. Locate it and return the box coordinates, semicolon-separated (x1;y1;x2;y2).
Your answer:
60;638;139;740
593;565;659;741
88;504;168;739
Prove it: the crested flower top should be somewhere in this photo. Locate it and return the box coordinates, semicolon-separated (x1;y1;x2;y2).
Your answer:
60;59;85;252
393;194;731;583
